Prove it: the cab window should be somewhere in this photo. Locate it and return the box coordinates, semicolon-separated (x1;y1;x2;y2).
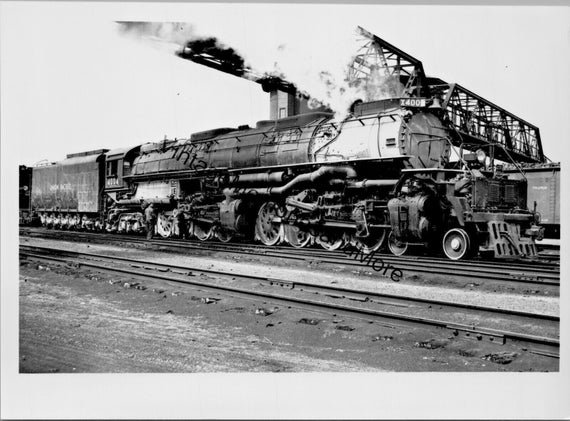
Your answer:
107;160;118;177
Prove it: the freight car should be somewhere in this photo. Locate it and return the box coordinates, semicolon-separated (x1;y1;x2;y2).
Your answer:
504;163;560;239
19;165;36;225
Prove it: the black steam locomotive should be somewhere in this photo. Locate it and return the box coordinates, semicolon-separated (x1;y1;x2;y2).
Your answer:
25;95;544;260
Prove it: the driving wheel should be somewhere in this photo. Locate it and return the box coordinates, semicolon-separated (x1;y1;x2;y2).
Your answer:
255;202;283;246
315;231;344;251
193;221;214;241
387;231;408;256
157;213;173;238
283;224;312;248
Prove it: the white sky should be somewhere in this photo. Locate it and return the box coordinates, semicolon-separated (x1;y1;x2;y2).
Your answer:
2;2;570;419
1;3;569;166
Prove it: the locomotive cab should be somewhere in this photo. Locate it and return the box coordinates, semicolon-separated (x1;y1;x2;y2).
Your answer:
102;145;144;233
104;145;141;200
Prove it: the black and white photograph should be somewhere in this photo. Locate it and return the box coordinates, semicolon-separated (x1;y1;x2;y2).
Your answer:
1;1;569;418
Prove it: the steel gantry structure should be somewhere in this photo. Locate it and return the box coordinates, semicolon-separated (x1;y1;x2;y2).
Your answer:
347;26;430;99
429;82;544;164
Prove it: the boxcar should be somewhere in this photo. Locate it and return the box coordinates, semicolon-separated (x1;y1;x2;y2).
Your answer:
19;165;34;224
505;163;560;238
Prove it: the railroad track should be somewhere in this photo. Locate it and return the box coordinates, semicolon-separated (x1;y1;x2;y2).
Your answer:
20;243;560;358
20;228;560;288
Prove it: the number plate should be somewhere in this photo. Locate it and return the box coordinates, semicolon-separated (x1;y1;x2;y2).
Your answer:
400;98;427;107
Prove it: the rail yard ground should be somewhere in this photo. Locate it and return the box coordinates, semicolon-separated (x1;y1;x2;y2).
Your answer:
17;231;559;372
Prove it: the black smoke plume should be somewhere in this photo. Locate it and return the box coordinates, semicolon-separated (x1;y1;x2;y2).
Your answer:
177;37;247;77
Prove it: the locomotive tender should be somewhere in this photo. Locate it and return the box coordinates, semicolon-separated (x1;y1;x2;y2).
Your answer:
31;150;108;231
29;96;544;260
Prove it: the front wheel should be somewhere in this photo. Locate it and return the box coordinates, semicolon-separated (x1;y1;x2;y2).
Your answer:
442;228;471;260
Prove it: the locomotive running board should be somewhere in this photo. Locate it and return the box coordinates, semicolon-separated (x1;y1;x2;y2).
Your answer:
229;156;413;174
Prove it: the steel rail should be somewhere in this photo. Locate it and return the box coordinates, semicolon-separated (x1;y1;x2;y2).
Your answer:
18;244;559;320
150;238;560;281
168;235;560;269
21;227;559;271
20;228;559;285
20;244;559;357
20;228;559;274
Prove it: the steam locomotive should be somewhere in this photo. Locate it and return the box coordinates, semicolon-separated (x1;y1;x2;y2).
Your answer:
26;96;544;260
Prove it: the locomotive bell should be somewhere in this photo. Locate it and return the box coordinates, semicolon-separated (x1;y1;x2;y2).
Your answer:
428;97;442;109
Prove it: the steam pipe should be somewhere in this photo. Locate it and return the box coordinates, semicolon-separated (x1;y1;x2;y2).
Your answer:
345;179;399;189
228;171;286;186
115;198;173;206
224;166;357;197
115;199;142;206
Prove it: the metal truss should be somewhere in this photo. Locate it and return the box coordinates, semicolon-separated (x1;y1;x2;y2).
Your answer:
347;27;429;98
430;83;544;163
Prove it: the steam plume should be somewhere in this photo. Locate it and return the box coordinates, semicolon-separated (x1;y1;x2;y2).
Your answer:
117;22;196;51
116;22;405;118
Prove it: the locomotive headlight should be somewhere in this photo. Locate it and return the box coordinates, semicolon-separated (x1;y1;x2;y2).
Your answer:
476;149;487;164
